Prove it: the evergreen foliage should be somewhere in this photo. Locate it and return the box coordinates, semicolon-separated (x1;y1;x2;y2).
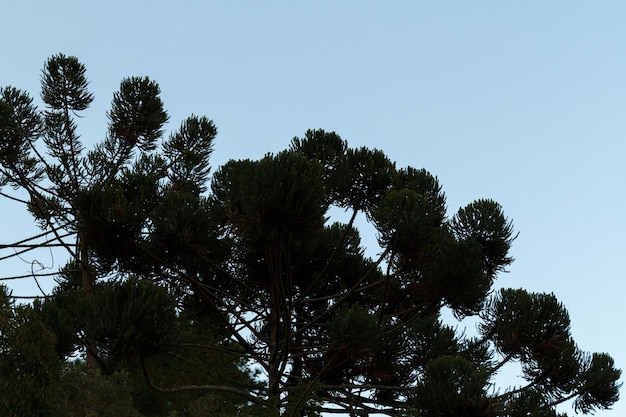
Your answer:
0;54;620;416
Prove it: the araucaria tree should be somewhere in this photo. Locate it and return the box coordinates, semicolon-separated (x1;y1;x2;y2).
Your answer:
0;54;621;417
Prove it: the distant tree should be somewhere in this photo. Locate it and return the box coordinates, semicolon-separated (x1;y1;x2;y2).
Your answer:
0;55;621;416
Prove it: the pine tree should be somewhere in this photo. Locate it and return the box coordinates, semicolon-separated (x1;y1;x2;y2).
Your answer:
79;128;622;415
0;54;254;416
1;55;621;417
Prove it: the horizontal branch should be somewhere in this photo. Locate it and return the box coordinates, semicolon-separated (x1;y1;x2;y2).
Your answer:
11;295;50;299
0;230;76;263
0;190;30;205
317;406;397;416
0;243;70;248
139;351;263;404
0;270;68;281
2;225;75;246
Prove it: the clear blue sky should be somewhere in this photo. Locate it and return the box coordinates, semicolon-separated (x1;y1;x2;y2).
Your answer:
2;2;625;415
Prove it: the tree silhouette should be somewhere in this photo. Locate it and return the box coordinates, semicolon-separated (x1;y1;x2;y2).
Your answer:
0;55;620;417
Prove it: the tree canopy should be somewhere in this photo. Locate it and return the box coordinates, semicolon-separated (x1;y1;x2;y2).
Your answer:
0;54;621;417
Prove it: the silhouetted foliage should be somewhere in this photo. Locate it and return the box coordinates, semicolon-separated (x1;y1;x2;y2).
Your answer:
0;54;620;416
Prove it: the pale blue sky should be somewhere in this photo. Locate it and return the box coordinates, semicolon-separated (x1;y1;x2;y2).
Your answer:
2;2;626;415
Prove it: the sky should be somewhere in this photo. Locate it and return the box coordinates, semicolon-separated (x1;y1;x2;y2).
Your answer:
1;1;625;415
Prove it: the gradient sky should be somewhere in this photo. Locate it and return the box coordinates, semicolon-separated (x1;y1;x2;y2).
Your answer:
2;2;625;415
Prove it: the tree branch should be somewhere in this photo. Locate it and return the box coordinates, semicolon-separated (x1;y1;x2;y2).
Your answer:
139;351;263;404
